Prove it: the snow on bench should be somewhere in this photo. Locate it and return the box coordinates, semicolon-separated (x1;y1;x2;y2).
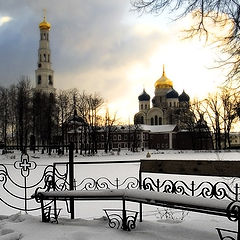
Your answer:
36;188;231;216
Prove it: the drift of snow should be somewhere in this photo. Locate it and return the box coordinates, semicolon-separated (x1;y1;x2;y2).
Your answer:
0;211;236;240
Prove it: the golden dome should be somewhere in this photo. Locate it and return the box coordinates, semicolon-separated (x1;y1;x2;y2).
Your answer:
39;16;51;30
154;65;173;89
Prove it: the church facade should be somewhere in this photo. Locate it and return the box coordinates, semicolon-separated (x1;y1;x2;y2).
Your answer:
134;66;190;127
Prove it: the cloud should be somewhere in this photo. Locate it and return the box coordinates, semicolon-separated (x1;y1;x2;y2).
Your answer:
0;16;12;26
0;1;224;123
0;1;165;98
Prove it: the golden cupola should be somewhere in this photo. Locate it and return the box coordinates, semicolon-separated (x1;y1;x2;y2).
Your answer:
39;16;51;30
154;65;173;89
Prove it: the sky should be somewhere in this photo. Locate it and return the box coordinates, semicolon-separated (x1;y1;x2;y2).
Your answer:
0;0;228;123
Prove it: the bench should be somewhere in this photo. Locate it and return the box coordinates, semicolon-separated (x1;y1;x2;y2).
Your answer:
33;159;240;238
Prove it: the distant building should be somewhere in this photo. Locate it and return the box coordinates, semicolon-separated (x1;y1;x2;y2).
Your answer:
229;132;240;148
134;65;190;126
133;66;213;150
34;14;55;94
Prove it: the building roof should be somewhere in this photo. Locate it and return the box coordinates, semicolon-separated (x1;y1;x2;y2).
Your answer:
179;90;190;102
154;65;173;89
166;88;179;99
138;89;150;101
139;124;177;133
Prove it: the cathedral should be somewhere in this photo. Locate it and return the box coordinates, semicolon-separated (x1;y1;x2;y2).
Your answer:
134;66;190;127
34;14;55;94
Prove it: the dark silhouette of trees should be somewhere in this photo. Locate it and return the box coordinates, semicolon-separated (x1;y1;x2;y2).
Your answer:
16;77;32;151
56;90;71;153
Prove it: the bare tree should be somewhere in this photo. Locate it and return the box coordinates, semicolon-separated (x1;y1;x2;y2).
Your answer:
8;85;17;145
0;87;9;146
131;0;240;82
219;86;240;148
56;90;71;153
16;77;32;151
86;93;104;154
103;108;118;153
203;93;222;150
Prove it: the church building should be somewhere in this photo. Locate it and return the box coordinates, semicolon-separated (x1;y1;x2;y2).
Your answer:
134;66;190;127
34;14;55;94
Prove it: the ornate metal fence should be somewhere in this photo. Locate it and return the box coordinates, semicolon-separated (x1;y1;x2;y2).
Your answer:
0;151;68;213
142;177;239;201
0;148;141;215
52;160;140;191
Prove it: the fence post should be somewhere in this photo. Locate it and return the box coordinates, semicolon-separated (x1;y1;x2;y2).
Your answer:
236;183;239;201
69;142;75;219
139;168;143;222
191;181;195;196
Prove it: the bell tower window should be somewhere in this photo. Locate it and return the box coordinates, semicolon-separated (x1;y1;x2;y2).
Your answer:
38;75;41;85
48;75;53;85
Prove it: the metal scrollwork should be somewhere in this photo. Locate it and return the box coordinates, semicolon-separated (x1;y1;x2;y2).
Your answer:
195;182;236;201
104;209;138;231
76;177;139;191
119;177;139;190
142;177;238;201
216;228;238;240
142;177;159;191
226;201;240;222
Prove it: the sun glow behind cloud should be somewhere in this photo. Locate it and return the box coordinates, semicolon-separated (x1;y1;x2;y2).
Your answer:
107;15;229;123
0;16;12;26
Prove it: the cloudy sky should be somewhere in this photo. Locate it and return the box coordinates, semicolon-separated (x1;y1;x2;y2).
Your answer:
0;0;227;122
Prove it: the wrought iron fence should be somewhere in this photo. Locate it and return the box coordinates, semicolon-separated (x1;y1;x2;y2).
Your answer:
142;177;240;201
0;149;141;214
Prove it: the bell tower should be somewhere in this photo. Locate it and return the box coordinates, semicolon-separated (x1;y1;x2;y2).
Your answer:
35;10;55;93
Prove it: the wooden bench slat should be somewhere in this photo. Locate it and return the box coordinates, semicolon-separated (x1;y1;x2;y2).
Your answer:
140;159;240;177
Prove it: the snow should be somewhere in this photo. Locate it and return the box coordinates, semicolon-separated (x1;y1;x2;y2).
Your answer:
139;124;177;133
1;150;240;239
0;211;236;240
36;188;231;212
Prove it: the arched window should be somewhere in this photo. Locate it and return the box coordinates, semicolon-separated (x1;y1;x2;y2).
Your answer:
141;116;144;124
169;102;172;107
38;75;41;85
43;54;46;62
141;104;143;110
48;54;50;62
151;118;154;125
48;75;53;85
155;115;158;125
145;104;147;109
159;117;162;125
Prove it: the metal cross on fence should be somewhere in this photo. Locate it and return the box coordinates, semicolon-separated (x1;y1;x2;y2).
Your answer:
14;153;37;177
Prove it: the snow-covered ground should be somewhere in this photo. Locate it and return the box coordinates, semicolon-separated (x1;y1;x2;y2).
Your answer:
0;149;240;240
